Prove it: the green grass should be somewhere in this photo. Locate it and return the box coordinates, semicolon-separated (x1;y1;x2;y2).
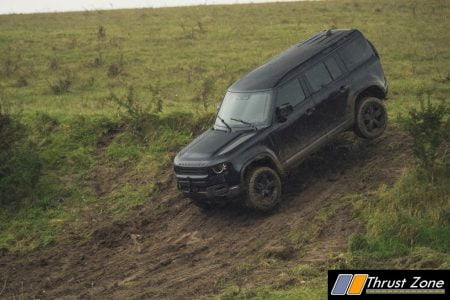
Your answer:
0;0;449;297
0;111;207;251
345;166;450;268
0;0;448;117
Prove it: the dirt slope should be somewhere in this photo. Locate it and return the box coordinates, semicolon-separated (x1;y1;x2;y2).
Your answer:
0;129;411;299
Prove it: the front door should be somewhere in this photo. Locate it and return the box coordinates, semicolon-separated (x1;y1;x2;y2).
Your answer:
270;78;317;162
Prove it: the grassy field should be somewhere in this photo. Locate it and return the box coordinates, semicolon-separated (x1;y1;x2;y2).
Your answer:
1;0;449;115
0;0;449;298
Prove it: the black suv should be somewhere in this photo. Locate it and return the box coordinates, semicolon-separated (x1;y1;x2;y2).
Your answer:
174;29;388;210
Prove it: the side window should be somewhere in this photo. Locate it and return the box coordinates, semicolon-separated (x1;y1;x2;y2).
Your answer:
305;62;332;93
277;79;306;107
324;56;342;79
338;38;373;70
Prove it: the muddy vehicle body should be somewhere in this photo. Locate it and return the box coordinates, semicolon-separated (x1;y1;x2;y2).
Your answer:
174;29;388;210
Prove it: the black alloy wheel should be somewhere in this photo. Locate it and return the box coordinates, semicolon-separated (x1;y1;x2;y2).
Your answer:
245;166;282;211
354;97;387;139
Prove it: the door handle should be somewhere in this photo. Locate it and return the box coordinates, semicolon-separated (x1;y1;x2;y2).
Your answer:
339;85;348;93
306;107;315;116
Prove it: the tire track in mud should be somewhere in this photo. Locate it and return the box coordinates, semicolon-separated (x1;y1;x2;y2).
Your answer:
0;129;411;299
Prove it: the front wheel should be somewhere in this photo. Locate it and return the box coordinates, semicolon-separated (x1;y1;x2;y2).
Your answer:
245;166;282;211
354;96;387;139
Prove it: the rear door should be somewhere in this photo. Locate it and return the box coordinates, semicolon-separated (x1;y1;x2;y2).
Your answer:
304;54;348;137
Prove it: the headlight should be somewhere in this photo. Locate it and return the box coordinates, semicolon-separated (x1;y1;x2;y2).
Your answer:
211;162;229;174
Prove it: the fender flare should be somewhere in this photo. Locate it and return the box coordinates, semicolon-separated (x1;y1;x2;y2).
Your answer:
239;150;284;183
352;83;387;104
348;83;387;122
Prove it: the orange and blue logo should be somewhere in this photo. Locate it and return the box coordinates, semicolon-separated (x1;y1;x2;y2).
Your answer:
329;270;449;299
331;274;368;295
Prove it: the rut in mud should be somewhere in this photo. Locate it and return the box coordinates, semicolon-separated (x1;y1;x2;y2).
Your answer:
0;129;411;299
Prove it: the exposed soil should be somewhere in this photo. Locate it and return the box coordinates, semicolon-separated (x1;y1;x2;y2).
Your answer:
0;128;412;299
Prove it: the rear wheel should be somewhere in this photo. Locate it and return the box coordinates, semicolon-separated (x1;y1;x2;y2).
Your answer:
245;166;282;211
354;97;387;139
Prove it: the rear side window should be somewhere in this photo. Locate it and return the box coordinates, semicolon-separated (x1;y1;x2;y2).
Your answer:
305;62;332;93
338;38;373;70
324;56;342;79
277;79;306;107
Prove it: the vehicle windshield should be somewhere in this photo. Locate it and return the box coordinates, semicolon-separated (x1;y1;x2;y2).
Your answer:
214;91;272;130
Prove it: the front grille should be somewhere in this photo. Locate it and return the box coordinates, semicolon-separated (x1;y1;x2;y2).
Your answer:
174;166;209;175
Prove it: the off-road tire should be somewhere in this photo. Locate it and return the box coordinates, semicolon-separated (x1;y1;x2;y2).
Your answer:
245;166;282;211
354;96;387;139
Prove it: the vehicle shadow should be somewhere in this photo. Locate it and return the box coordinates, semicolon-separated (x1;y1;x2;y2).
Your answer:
284;133;358;195
199;131;387;219
282;130;394;200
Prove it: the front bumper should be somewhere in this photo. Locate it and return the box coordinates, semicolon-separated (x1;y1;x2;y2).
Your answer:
174;169;242;200
177;181;242;199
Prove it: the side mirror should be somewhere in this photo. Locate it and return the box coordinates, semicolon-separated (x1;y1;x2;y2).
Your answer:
276;103;293;122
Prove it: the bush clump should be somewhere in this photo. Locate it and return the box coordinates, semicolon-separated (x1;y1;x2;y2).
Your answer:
109;86;154;136
0;111;42;207
49;72;73;95
400;98;449;178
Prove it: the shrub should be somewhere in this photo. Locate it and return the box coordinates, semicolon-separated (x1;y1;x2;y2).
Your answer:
0;111;42;207
1;55;20;76
0;110;25;152
108;63;122;77
48;57;59;70
97;25;106;40
109;86;153;136
90;50;104;68
49;72;73;95
400;98;449;179
107;54;124;77
348;233;370;252
196;76;215;111
197;21;206;33
148;80;164;113
34;112;59;134
162;111;213;134
15;76;28;88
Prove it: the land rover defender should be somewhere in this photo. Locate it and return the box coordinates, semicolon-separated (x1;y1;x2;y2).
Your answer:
174;29;388;211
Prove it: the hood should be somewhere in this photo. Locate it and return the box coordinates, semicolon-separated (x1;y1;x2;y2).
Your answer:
175;128;256;163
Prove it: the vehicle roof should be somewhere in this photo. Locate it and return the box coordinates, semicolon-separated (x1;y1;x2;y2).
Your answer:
228;29;359;92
